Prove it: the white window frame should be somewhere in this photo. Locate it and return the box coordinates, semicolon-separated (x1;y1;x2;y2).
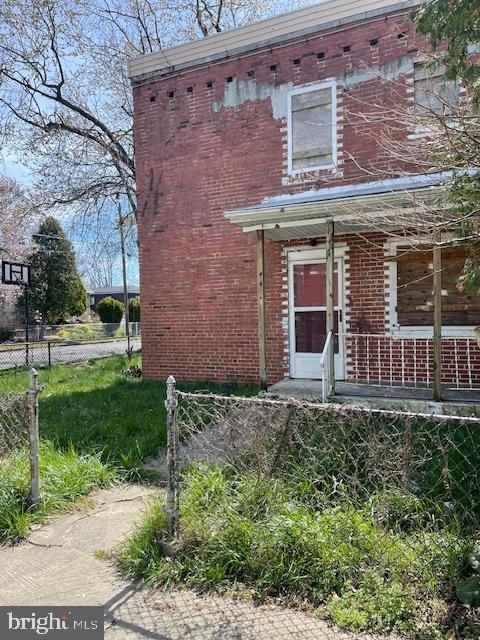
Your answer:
413;61;459;115
386;238;476;339
409;60;461;140
287;81;337;176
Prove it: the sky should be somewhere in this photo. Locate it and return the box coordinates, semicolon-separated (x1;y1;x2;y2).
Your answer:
0;152;139;288
1;153;32;185
61;203;139;288
0;0;321;287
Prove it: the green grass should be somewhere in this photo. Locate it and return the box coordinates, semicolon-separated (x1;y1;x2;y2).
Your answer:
0;440;115;542
0;355;259;471
0;355;166;472
118;465;476;638
0;355;259;541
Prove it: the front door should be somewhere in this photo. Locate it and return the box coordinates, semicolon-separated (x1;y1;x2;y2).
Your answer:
289;256;344;380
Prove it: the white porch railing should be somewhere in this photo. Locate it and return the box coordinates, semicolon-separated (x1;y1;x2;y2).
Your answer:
343;333;480;390
320;331;334;401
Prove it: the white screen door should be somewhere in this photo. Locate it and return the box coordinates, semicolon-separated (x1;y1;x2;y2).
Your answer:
289;257;344;380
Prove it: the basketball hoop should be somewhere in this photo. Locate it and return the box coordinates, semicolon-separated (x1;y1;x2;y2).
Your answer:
1;261;31;286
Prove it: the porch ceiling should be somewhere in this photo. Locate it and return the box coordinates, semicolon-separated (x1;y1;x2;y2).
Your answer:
224;173;449;241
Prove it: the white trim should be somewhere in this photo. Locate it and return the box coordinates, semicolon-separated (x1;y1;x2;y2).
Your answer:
286;244;348;261
287;250;346;379
391;326;477;339
385;238;478;339
287;81;337;176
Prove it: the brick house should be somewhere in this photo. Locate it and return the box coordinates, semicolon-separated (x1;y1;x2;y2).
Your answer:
129;0;480;400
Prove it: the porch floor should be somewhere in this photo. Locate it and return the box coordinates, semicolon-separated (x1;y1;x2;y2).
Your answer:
267;379;480;416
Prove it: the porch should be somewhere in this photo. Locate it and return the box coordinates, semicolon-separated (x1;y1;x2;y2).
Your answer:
268;330;480;412
267;379;480;416
269;377;480;401
224;174;480;405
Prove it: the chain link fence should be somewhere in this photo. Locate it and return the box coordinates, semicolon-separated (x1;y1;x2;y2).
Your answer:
161;382;480;638
4;322;141;343
0;369;41;504
0;392;29;459
0;336;141;370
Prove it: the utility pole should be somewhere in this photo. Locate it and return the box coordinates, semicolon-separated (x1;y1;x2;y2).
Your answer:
23;281;29;366
117;196;131;359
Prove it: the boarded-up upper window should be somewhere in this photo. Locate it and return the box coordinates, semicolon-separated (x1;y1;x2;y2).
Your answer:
289;84;335;172
396;247;480;326
414;62;459;115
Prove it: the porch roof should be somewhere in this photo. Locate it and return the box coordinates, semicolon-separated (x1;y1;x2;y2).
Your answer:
224;172;451;241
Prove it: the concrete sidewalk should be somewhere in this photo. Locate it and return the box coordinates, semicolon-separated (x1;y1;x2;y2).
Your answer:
0;485;155;607
0;485;381;640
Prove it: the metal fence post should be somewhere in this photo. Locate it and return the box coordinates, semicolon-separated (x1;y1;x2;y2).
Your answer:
28;368;41;507
165;375;179;544
48;341;52;368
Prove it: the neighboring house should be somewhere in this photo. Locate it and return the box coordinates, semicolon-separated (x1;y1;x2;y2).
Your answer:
129;0;480;397
87;286;140;312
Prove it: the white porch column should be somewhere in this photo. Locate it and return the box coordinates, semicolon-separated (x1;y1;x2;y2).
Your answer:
433;243;442;402
326;221;335;396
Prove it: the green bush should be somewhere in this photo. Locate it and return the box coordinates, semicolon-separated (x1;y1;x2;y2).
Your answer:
0;440;115;542
366;488;437;532
117;499;168;580
128;297;140;322
327;571;416;634
96;297;124;323
56;323;97;341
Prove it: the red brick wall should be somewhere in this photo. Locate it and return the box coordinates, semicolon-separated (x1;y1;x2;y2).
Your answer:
133;10;441;384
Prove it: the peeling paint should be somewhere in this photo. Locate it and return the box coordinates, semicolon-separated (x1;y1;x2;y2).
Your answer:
212;58;413;119
213;78;293;120
340;57;413;88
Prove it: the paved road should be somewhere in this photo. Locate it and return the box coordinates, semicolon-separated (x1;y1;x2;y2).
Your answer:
0;485;382;640
0;338;141;370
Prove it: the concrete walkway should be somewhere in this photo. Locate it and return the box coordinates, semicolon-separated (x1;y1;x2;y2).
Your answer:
0;485;382;640
0;485;155;606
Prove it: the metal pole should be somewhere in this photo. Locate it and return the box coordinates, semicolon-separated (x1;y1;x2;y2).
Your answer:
433;243;442;402
48;341;52;368
165;375;179;543
117;196;131;359
24;283;29;367
28;368;41;507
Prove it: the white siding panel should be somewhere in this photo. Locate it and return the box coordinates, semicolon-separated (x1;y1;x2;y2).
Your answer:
128;0;420;80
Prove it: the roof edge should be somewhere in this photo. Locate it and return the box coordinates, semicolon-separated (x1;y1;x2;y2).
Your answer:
225;172;455;219
128;0;420;84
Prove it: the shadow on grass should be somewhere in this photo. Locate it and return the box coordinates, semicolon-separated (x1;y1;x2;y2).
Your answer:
0;355;260;474
37;373;259;473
